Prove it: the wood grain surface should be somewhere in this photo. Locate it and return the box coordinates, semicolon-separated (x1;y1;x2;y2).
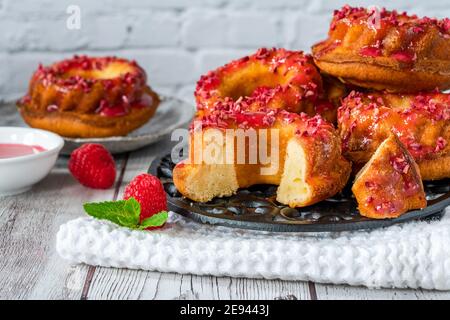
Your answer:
0;103;449;300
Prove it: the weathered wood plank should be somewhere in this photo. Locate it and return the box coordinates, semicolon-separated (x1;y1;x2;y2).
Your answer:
0;155;124;299
87;267;149;300
88;267;313;300
138;273;312;300
314;283;450;300
209;277;311;300
84;136;312;300
84;136;171;300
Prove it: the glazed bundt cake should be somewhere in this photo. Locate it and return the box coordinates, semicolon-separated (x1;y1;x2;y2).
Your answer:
312;5;450;92
195;48;338;122
17;55;160;138
338;91;450;180
352;134;427;219
173;111;351;207
173;48;351;207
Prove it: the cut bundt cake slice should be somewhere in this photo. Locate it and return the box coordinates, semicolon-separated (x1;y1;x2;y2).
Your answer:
173;128;240;203
173;113;351;208
352;134;427;219
173;48;352;207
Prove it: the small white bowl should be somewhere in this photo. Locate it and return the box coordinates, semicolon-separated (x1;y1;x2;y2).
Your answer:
0;127;64;196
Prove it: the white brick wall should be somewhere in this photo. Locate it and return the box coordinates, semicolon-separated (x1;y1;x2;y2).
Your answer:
1;0;449;103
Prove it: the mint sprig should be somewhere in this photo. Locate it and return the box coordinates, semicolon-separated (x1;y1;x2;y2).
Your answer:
83;197;168;230
139;211;169;230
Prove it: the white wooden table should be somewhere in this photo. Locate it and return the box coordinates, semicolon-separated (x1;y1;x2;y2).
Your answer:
2;133;450;300
1;98;449;300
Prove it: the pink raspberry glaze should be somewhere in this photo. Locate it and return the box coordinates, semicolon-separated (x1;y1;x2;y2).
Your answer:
390;51;417;63
195;48;323;115
338;91;450;161
319;5;450;66
33;56;146;93
331;5;450;35
95;93;154;117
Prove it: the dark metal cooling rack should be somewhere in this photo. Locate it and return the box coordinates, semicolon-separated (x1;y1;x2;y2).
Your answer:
150;153;450;232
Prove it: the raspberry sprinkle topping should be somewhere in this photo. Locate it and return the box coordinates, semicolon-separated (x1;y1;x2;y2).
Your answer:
195;48;322;117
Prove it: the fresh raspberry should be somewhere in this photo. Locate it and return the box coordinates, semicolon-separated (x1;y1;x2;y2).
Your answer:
68;144;116;189
123;173;167;223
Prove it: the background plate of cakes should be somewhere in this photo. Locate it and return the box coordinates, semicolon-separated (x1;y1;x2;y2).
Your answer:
12;55;194;154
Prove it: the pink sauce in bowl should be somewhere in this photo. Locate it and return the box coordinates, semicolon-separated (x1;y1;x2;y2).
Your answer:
0;143;47;159
0;127;64;196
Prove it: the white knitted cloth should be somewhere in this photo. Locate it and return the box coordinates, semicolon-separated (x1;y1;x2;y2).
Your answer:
56;208;450;290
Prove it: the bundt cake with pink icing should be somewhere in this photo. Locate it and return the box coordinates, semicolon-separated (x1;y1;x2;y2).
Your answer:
18;55;160;138
312;5;450;92
173;48;351;207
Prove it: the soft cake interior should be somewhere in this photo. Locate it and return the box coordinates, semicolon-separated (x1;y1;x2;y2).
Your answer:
276;138;311;207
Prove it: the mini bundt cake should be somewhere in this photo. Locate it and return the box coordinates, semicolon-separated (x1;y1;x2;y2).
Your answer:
173;111;351;207
312;5;450;92
352;134;427;219
17;55;160;138
338;91;450;180
195;48;333;121
174;48;351;207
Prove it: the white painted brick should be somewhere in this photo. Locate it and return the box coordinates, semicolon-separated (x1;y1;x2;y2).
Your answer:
84;15;128;49
227;13;279;48
3;0;129;16
1;18;88;52
3;53;67;98
33;19;88;51
226;0;312;10
182;10;228;48
196;49;251;74
286;13;330;51
308;0;416;14
1;0;450;101
122;50;197;85
0;19;30;52
3;0;60;16
112;0;222;10
1;50;195;100
308;0;386;14
126;12;180;47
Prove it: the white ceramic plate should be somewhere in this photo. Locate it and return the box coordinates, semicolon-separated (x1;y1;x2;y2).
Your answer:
61;96;194;154
1;96;195;155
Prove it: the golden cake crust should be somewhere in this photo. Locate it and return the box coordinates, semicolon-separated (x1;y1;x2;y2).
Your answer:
352;134;427;219
195;48;325;119
338;91;450;180
173;48;352;207
312;6;450;92
17;55;160;138
19;89;159;138
173;103;351;207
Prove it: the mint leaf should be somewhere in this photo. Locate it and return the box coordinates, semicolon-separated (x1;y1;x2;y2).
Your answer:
123;197;141;222
83;198;140;228
83;197;167;231
139;211;169;230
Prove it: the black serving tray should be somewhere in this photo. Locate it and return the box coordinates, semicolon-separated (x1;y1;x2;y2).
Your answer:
149;153;450;232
